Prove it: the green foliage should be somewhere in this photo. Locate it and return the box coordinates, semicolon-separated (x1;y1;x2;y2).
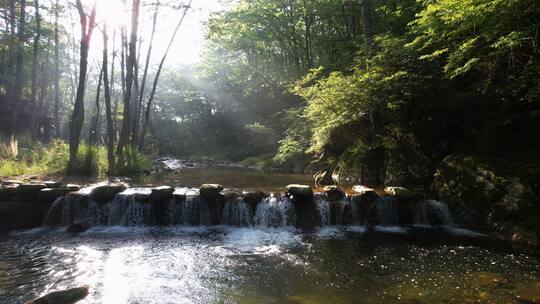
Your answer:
115;146;151;176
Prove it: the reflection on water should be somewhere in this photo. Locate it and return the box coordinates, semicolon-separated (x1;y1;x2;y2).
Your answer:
1;227;539;303
132;166;315;192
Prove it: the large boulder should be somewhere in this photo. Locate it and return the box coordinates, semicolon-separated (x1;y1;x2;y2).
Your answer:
199;184;223;200
286;184;313;201
90;183;126;203
38;188;71;203
352;185;376;195
17;183;47;201
27;286;89;304
323;186;345;202
150;186;174;201
434;155;540;246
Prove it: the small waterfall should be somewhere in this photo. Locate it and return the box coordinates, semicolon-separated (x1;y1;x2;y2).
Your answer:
349;195;369;225
415;199;454;226
337;197;352;225
254;196;296;228
221;198;254;226
314;193;330;225
375;196;399;226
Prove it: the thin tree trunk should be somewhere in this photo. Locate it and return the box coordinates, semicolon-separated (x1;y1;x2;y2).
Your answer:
361;0;373;49
110;29;117;137
117;0;140;167
140;0;191;150
10;0;26;135
53;0;61;137
68;0;97;168
36;46;49;139
89;65;103;145
102;23;115;175
30;0;41;138
133;0;159;146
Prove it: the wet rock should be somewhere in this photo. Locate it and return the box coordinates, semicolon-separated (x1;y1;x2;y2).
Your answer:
67;222;91;234
199;184;223;200
323;186;345;201
66;184;81;192
150;186;174;201
384;186;413;199
0;185;18;201
314;170;334;187
352;185;376;195
17;183;47;201
27;286;89;304
38;188;71;203
43;181;62;188
90;183;126;203
2;179;22;186
223;190;241;201
242;191;265;208
286;184;313;201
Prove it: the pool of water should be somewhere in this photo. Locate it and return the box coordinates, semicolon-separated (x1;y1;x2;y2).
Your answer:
1;226;539;303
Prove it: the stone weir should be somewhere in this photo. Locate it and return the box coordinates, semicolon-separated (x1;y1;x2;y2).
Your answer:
30;183;455;232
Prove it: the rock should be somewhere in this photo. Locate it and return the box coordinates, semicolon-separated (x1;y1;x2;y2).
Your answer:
67;222;91;234
352;185;376;195
242;191;265;208
2;179;22;186
66;184;81;192
0;185;18;201
150;186;174;201
38;188;71;203
223;190;241;201
90;183;126;202
323;186;345;201
27;286;89;304
17;183;47;201
286;184;313;201
199;184;223;200
314;170;334;187
43;181;62;188
384;186;413;199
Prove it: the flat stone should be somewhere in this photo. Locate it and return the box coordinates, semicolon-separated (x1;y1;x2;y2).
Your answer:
352;185;376;195
242;191;265;206
200;184;223;200
90;183;127;202
323;186;345;201
38;188;71;203
384;186;413;199
0;185;18;201
2;179;22;186
150;186;174;201
66;184;81;191
43;181;62;188
286;184;314;200
28;286;89;304
223;190;241;201
16;183;47;201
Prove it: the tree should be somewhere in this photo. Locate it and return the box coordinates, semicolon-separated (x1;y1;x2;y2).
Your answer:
102;23;115;175
68;0;97;167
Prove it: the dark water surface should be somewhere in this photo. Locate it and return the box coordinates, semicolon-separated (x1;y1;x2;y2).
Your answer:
1;226;539;303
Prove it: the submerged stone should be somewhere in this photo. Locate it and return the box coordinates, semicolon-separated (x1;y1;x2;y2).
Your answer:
38;188;71;203
150;186;174;201
323;185;345;201
17;183;47;201
384;186;413;199
286;184;313;201
200;184;223;199
90;183;126;203
28;286;89;304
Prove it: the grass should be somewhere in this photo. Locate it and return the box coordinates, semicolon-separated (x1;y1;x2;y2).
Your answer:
0;136;150;177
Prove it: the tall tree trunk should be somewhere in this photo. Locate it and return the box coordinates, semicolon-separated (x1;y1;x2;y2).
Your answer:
30;0;41;138
133;0;159;147
110;29;117;137
102;23;115;175
361;0;373;49
36;46;49;139
117;0;140;168
89;66;103;145
68;0;97;168
10;0;26;135
7;0;16;92
140;0;191;150
53;0;61;137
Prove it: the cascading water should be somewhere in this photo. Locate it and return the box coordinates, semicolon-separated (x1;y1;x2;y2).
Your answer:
315;193;331;225
375;196;399;226
253;196;296;227
221;198;254;226
415;199;454;226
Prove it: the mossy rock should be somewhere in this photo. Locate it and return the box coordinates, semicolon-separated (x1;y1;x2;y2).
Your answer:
323;186;345;201
286;184;313;201
150;186;174;201
200;184;223;200
90;183;127;202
